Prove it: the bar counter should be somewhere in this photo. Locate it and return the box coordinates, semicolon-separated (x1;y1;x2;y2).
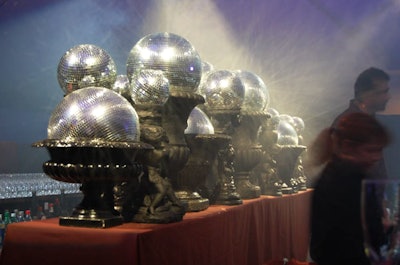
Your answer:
0;190;312;265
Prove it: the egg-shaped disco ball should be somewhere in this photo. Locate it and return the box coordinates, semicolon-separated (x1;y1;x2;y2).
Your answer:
130;69;170;105
199;70;245;111
277;120;299;146
126;32;202;93
184;107;215;134
57;44;117;94
292;116;305;134
235;70;269;112
111;74;131;100
47;86;140;142
266;108;279;117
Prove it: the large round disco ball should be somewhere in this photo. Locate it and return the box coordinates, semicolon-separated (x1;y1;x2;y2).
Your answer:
185;107;214;134
111;74;131;100
277;120;298;146
131;69;170;105
47;87;140;142
57;44;117;94
199;70;245;111
235;70;269;112
126;32;202;93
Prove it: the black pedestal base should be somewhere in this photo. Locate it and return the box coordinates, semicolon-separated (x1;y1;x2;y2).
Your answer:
59;215;123;228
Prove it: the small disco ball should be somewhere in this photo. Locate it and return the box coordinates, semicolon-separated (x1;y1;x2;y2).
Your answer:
111;74;131;100
196;61;215;95
202;61;214;74
277;120;298;146
47;86;140;142
184;107;215;134
266;108;280;117
126;32;202;92
199;70;245;111
57;44;117;94
235;70;270;112
279;114;295;127
292;116;305;134
130;69;170;105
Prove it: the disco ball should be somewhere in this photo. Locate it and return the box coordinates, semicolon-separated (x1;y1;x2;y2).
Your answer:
111;74;131;100
277;120;298;146
235;70;269;112
196;61;215;95
130;69;170;105
292;116;305;134
47;86;140;142
202;61;214;74
126;32;202;92
184;107;215;134
279;114;295;125
266;108;280;117
199;70;245;111
57;44;117;94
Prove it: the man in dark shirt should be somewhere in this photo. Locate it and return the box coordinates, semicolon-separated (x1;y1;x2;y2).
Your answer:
332;67;390;125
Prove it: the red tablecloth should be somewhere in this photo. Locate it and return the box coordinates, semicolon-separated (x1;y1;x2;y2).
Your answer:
0;190;312;265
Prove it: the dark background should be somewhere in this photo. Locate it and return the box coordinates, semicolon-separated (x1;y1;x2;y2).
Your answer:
0;0;399;174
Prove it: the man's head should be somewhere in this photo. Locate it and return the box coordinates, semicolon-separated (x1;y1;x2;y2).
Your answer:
354;67;391;113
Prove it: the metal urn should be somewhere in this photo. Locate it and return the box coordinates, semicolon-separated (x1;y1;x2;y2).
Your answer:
127;32;204;222
198;69;244;204
291;116;308;191
57;44;117;94
200;70;271;200
230;70;270;199
263;115;306;194
33;87;152;228
255;109;283;196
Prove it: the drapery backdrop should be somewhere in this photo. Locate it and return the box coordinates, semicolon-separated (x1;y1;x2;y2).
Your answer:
0;0;399;173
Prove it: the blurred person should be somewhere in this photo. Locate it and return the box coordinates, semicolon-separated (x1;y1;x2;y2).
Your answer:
332;67;391;125
305;67;391;183
332;67;391;180
309;112;390;265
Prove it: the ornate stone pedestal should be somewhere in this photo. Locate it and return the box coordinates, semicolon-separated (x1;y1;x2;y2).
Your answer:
34;139;152;228
275;145;306;194
132;91;204;222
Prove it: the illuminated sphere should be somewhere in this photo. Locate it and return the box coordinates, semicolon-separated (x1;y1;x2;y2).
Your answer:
185;107;215;134
126;32;202;92
57;44;117;94
196;61;215;94
199;70;245;111
47;87;140;142
111;75;131;100
202;61;214;74
266;108;279;117
279;114;295;126
235;70;270;112
277;120;298;146
292;116;305;134
130;69;170;105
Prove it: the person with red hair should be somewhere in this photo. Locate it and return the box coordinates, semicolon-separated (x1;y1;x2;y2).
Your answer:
309;112;390;265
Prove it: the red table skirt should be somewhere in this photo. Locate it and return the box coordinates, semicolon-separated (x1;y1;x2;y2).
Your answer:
0;190;312;265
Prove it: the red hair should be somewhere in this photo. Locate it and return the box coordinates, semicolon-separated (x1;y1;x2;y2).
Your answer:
306;112;390;167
